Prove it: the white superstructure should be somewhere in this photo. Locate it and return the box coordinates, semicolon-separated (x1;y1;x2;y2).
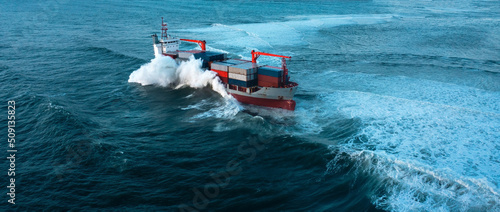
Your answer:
152;17;180;57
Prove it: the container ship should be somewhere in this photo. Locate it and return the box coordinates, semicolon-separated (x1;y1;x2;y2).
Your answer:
152;18;298;110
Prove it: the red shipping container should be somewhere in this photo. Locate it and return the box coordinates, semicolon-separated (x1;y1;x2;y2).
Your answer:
211;69;228;78
218;76;228;84
257;74;281;87
258;74;282;83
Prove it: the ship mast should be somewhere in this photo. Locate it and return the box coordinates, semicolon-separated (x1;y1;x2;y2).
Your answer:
161;17;168;40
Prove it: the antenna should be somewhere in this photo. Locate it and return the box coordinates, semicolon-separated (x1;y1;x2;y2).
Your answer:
161;17;168;40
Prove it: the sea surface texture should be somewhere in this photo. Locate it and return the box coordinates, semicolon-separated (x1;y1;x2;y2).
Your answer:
1;0;499;211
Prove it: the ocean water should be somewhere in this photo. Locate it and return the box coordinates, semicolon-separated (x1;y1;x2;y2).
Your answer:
1;0;499;211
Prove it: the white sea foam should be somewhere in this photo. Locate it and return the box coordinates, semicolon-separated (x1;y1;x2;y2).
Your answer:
190;99;242;120
128;56;179;87
325;71;499;114
183;14;394;51
128;55;230;99
129;55;241;118
286;65;500;210
321;90;500;211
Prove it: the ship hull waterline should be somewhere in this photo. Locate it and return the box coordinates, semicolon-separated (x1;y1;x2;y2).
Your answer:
230;93;296;110
226;85;298;110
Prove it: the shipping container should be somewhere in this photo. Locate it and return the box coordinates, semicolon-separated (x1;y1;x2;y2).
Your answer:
178;50;205;59
176;57;189;63
257;74;282;83
228;78;257;87
178;51;226;69
218;76;228;84
257;74;282;87
211;69;228;78
204;52;226;61
210;62;230;72
177;54;208;68
258;66;283;78
178;52;192;59
211;59;249;72
228;62;262;75
229;73;256;81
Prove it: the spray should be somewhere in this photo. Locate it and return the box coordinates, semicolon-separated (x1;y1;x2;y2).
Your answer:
128;55;231;99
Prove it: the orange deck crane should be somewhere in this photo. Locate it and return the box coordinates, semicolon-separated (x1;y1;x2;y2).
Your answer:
251;50;292;84
180;39;207;51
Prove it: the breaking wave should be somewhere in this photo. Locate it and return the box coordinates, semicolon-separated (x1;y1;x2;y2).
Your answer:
128;55;242;120
317;90;500;211
128;55;230;99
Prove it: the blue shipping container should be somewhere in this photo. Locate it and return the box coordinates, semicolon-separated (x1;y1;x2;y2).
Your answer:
228;78;257;87
204;52;226;61
192;52;214;68
192;52;206;60
258;66;283;78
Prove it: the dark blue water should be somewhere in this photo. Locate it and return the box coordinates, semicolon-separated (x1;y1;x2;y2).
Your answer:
1;0;499;211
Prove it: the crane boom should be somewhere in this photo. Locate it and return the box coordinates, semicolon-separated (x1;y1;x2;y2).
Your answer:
251;50;292;84
251;50;291;63
180;39;206;51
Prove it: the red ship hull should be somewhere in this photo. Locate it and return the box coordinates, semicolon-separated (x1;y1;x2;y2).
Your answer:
230;93;296;110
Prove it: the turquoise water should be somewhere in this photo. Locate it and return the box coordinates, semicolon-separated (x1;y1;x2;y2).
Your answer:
1;0;499;211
